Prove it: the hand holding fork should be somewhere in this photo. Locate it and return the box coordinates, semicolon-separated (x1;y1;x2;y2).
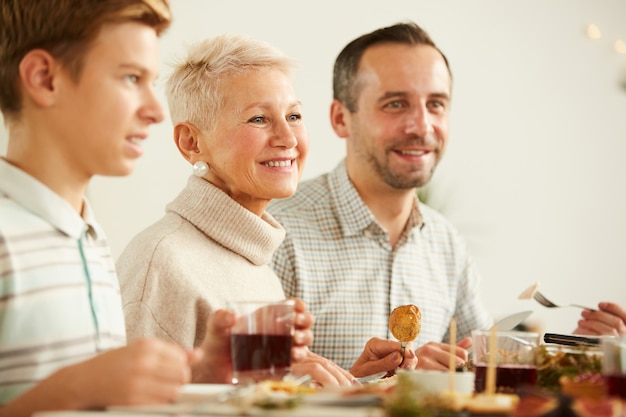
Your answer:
518;282;596;311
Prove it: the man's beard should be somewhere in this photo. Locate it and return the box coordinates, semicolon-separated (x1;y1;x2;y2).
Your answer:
366;151;438;190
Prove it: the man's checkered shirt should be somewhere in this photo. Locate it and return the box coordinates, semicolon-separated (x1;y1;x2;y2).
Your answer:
268;160;492;370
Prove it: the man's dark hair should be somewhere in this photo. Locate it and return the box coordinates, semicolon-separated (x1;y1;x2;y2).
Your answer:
333;21;451;112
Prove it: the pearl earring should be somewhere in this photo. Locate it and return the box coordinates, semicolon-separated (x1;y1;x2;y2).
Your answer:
193;161;209;177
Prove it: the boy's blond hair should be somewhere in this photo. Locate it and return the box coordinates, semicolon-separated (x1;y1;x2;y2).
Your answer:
0;0;172;121
166;33;296;133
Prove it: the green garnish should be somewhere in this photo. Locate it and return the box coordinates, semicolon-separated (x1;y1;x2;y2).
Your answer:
535;345;602;391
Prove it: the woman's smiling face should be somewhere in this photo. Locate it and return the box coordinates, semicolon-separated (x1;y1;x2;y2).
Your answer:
198;68;308;215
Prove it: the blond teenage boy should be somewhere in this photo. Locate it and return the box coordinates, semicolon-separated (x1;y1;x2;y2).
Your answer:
0;1;230;415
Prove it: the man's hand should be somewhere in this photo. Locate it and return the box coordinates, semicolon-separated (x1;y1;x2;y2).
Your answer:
574;302;626;336
413;337;471;370
350;337;418;378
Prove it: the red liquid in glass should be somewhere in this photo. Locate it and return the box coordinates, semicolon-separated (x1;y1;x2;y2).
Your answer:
230;334;292;372
474;365;537;393
605;374;626;399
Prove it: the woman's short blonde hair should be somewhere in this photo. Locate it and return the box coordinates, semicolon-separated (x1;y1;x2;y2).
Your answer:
166;34;296;132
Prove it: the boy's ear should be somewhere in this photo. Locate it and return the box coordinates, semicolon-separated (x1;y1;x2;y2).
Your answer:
19;49;59;107
174;122;201;163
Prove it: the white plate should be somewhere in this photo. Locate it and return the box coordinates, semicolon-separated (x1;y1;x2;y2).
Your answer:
179;383;234;402
302;392;382;407
108;384;384;416
398;369;475;395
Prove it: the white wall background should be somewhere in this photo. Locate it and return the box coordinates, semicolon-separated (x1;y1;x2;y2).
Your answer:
2;0;625;336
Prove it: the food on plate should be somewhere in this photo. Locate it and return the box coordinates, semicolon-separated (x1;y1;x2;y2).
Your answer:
226;378;319;410
535;344;602;392
572;396;625;417
514;389;625;417
342;374;397;396
518;282;540;300
259;379;318;395
559;372;606;400
421;391;472;413
387;372;518;415
385;370;472;415
465;392;520;415
385;372;430;416
388;304;422;342
512;390;559;417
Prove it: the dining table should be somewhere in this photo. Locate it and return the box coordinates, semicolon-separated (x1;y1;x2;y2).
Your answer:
32;383;387;417
32;333;623;417
33;405;385;417
34;407;384;417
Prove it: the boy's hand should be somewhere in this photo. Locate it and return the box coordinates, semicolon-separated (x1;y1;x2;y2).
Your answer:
73;338;192;407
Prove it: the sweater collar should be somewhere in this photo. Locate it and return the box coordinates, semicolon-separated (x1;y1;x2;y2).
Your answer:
166;176;286;266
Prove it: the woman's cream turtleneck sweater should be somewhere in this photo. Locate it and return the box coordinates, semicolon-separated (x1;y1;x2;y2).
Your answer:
117;176;287;348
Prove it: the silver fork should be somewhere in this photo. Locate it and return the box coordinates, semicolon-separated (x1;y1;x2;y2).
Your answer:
400;341;407;364
533;290;595;310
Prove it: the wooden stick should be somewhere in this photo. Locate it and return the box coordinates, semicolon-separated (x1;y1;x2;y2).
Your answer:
486;327;497;395
448;317;457;392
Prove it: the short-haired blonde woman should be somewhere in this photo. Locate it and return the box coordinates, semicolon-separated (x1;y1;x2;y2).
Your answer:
117;34;354;387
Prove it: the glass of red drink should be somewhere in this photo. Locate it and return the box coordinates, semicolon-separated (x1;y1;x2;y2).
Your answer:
472;330;539;394
602;336;626;399
230;299;295;385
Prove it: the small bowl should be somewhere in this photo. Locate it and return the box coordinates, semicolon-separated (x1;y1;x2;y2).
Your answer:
399;369;475;395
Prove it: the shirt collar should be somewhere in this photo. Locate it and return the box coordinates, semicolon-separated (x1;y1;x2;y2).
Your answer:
328;159;425;238
0;158;100;239
328;160;377;237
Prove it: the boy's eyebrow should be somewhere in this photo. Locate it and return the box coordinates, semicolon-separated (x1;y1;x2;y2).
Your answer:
118;63;160;79
119;63;154;73
119;63;146;71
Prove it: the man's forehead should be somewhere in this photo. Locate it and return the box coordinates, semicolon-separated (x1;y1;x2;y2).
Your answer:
357;48;451;94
